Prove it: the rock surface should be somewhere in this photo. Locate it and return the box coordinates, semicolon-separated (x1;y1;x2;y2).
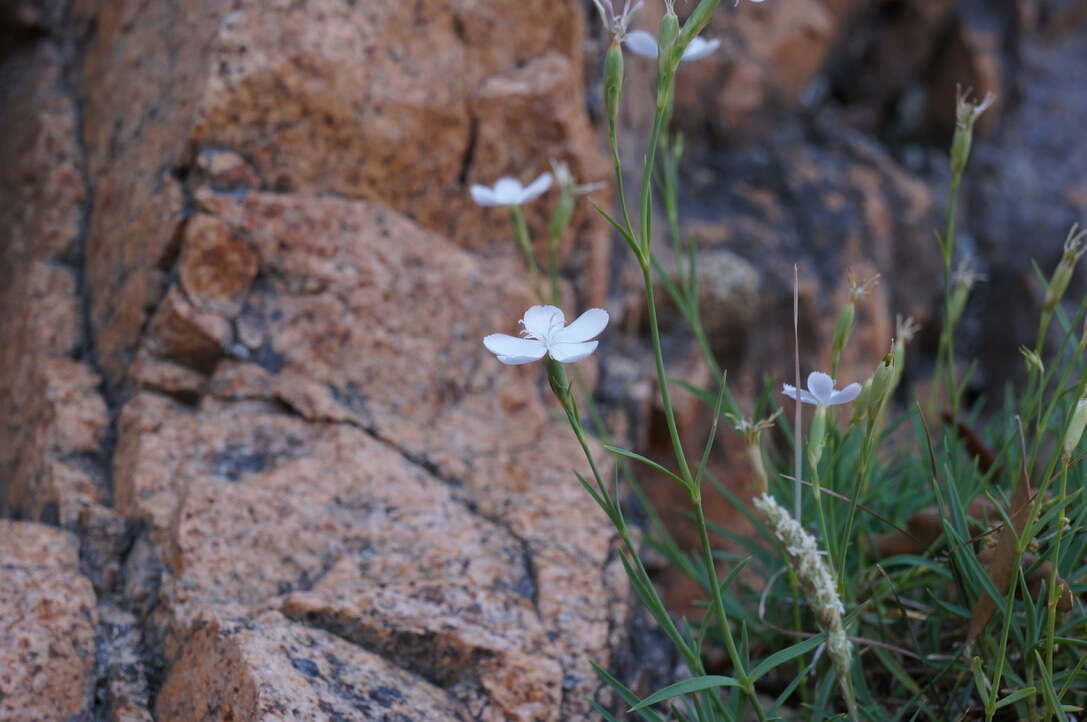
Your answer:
0;521;99;721
3;0;1087;718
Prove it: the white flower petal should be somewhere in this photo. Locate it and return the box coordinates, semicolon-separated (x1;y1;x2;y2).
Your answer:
520;172;553;203
827;383;862;406
681;36;719;62
492;177;524;205
483;334;547;364
549;340;598;363
521;305;565;340
554;308;609;344
623;30;659;58
783;383;819;405
807;372;835;404
469;184;500;206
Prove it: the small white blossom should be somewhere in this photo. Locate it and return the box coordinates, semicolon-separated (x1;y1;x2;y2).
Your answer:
591;0;643;40
550;160;606;196
782;371;861;407
484;305;609;365
470;173;553;207
623;30;720;62
955;87;996;129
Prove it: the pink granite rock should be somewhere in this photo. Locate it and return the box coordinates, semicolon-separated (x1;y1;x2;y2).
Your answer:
0;521;98;721
156;612;469;721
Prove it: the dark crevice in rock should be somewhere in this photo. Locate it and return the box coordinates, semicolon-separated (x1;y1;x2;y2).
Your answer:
457;115;478;188
267;391;544;617
282;604;492;711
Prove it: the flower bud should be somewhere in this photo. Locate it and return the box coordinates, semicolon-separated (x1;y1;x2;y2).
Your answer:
950;90;994;182
727;410;781;495
657;10;679;66
849;378;873;427
832;303;855;365
603;41;624;131
867;350;897;420
893;316;919;388
1064;395;1087;462
948;261;982;329
656;12;680;108
550;186;575;246
1020;346;1045;376
1044;225;1086;311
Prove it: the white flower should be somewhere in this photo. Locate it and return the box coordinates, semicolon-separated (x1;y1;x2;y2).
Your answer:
550;160;606;196
470;173;553;207
783;371;861;407
591;0;643;39
484;305;609;365
623;30;720;62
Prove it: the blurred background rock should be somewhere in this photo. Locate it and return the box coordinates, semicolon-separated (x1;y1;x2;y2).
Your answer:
1;0;1084;718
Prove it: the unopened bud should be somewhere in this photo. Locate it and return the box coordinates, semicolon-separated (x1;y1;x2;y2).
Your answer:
1044;225;1086;311
603;42;625;133
950;89;995;182
1064;395;1087;462
1020;346;1045;376
893;316;920;388
550;188;575;244
832;303;855;363
867;349;897;420
727;410;781;494
658;10;679;64
949;261;983;329
656;11;680;107
849;378;873;427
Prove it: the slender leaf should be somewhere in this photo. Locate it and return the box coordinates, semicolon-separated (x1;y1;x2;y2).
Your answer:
628;676;741;713
751;634;826;682
603;445;688;488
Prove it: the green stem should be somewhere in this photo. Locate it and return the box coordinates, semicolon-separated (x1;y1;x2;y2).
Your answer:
510;206;543;300
641;263;694;484
639;103;669;255
837;421;877;593
695;495;767;721
643;241;763;718
547;225;561;306
1043;461;1070;707
608;114;635;237
938;179;961;421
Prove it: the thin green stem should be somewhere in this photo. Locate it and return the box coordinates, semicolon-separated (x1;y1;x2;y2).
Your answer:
938;180;962;421
546;227;560;306
510;206;543;301
641;263;694;484
639;105;669;254
608;115;635;237
837;420;877;592
1043;461;1070;719
695;495;766;721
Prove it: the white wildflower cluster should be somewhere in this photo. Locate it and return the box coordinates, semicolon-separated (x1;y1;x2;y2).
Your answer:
753;492;852;677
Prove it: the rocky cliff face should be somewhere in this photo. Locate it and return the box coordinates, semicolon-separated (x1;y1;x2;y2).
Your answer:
2;0;1085;719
